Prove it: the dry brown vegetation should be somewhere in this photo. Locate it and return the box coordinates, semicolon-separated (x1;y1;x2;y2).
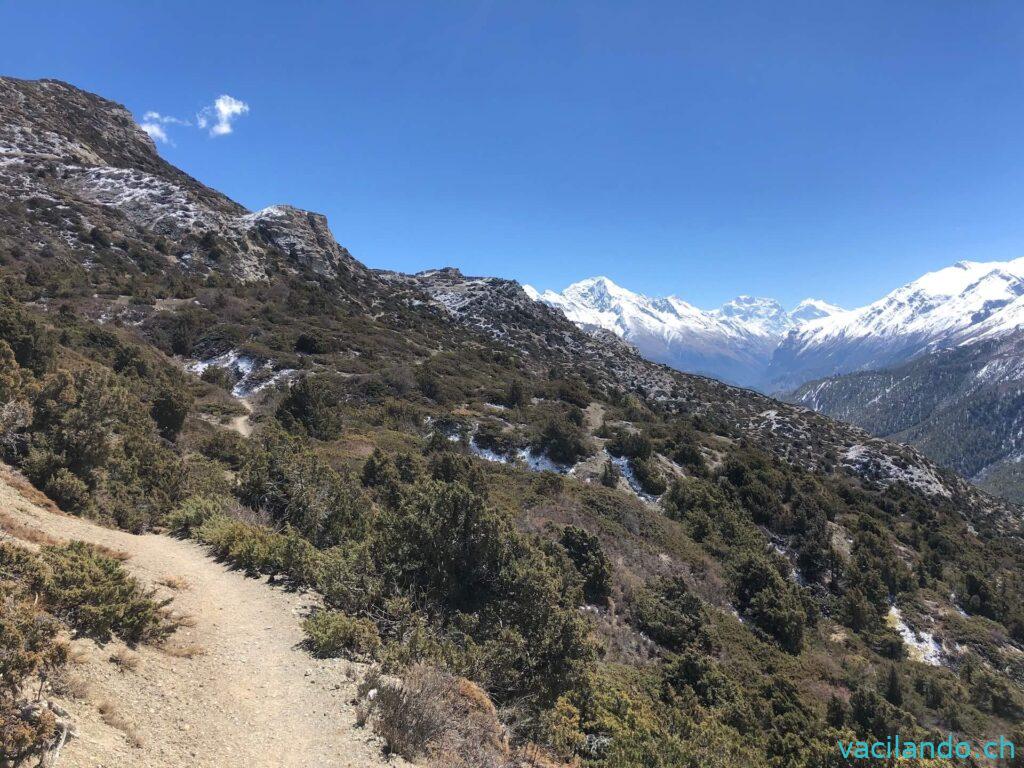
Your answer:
357;664;513;768
160;641;206;659
108;647;140;672
96;699;144;749
158;574;191;591
0;508;62;546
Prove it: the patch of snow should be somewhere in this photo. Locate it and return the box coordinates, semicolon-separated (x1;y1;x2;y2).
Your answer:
611;455;662;502
517;447;568;473
188;350;278;398
888;606;944;666
843;443;951;498
468;438;514;464
63;165;217;235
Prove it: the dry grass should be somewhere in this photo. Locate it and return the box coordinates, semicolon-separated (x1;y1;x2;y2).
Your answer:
50;668;90;699
167;611;197;628
109;647;140;672
0;465;59;511
161;642;206;659
358;664;512;768
96;700;144;748
66;647;91;671
0;508;63;546
158;575;191;591
67;644;91;666
94;543;131;561
516;744;575;768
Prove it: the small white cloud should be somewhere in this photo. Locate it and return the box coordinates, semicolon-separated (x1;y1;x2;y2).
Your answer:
140;121;170;144
138;93;249;144
196;95;249;137
143;111;191;127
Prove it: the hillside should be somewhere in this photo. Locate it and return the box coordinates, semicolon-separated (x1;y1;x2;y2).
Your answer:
3;76;1024;767
790;331;1024;504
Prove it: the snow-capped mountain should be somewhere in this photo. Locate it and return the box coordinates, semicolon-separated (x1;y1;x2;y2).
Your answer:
768;257;1024;391
524;277;842;388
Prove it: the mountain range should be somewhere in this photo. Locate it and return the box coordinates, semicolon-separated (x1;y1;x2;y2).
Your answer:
771;256;1024;391
529;256;1024;394
524;278;843;389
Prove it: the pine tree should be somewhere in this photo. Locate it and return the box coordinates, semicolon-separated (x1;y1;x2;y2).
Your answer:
884;664;903;706
826;694;847;728
600;458;619;488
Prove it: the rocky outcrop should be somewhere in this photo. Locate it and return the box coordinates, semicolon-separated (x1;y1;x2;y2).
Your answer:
0;76;365;284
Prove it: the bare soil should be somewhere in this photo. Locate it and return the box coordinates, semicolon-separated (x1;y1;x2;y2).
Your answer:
0;466;407;768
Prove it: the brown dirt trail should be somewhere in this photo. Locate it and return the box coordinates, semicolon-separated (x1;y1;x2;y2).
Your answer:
0;467;406;768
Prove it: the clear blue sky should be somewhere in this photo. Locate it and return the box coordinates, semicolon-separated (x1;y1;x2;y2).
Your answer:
5;1;1024;309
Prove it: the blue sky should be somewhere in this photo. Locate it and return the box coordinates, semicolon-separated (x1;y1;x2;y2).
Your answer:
5;1;1024;309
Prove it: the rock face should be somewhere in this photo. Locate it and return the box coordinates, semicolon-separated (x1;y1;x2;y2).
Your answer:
0;76;364;285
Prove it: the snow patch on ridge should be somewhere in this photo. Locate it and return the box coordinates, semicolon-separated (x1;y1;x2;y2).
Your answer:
843;444;951;498
887;606;944;666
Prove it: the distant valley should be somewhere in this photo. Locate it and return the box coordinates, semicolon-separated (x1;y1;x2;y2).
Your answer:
529;258;1024;503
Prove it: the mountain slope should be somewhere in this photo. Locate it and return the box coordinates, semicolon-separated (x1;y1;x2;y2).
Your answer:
770;257;1024;390
525;276;842;388
0;76;372;287
4;76;1024;767
790;330;1024;503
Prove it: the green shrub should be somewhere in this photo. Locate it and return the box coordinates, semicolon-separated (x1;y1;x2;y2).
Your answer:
239;433;370;545
43;468;90;514
200;365;234;390
662;650;739;709
195;516;285;575
632;576;706;652
556;377;591;408
166;494;236;536
607;431;653;460
295;330;335;354
733;555;807;653
599;458;619;488
560;526;612;604
276;374;344;440
150;380;192;440
0;541;173;646
303;611;380;658
533;414;592;465
0;584;64;766
630;456;666;496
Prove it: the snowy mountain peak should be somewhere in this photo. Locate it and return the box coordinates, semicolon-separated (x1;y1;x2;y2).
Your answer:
562;275;638;308
525;277;842;388
791;298;846;323
769;255;1024;391
713;296;794;337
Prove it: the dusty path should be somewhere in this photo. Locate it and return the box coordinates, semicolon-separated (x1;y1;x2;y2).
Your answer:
228;397;255;437
0;468;406;768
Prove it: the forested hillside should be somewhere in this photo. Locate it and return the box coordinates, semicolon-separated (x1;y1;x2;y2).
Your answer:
3;76;1024;767
790;332;1024;505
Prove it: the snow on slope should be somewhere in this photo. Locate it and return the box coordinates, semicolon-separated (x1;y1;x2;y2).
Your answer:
524;277;841;389
769;258;1024;390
